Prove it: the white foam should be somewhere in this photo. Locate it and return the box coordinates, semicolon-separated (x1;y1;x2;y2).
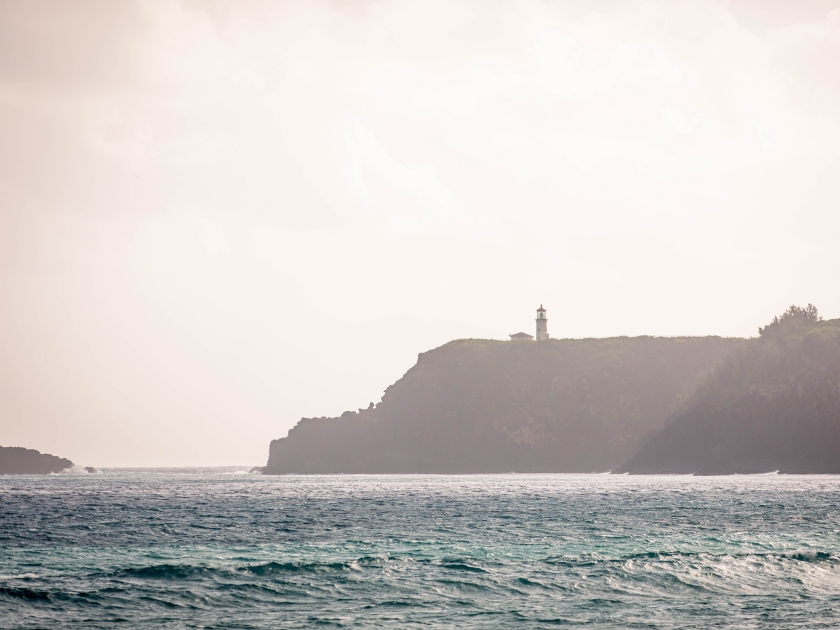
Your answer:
56;465;101;475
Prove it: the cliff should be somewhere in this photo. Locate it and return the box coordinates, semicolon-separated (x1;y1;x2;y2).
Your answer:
620;307;840;474
0;446;74;475
264;336;742;474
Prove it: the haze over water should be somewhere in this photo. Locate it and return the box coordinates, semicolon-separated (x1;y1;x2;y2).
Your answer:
3;470;840;628
2;0;840;467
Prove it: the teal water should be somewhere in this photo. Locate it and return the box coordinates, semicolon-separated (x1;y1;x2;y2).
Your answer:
2;470;840;628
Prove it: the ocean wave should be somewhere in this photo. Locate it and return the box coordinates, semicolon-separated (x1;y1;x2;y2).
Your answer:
239;561;353;575
783;550;834;563
438;561;487;573
543;550;839;566
112;560;367;581
0;587;51;601
117;564;220;580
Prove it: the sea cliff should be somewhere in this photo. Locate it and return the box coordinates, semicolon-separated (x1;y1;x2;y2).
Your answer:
264;336;742;473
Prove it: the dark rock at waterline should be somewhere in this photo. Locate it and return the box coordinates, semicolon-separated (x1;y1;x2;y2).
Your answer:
0;445;74;475
264;336;742;474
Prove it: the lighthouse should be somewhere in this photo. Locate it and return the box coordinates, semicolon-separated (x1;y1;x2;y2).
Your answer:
536;305;549;340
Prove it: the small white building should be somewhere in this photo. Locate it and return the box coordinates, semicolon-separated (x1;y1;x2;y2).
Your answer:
509;332;534;341
536;305;549;340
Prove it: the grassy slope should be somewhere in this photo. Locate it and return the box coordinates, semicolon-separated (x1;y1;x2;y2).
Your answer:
620;317;840;474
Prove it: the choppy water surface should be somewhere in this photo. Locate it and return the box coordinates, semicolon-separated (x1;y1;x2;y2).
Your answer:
2;471;840;628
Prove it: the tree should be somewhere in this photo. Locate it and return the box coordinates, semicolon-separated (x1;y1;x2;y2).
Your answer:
759;304;821;337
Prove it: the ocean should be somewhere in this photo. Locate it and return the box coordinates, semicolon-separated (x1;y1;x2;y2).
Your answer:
2;470;840;628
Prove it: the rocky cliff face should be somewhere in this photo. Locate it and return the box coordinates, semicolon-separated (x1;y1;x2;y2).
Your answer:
620;311;840;475
264;336;742;474
0;446;74;475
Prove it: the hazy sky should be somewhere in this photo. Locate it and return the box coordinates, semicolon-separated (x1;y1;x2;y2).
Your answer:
1;0;839;466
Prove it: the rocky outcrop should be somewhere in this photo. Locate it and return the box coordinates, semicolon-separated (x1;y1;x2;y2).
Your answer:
0;446;74;475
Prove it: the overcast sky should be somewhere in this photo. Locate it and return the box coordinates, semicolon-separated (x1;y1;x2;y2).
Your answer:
1;0;839;466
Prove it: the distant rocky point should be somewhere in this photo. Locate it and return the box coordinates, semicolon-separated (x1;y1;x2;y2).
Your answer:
620;307;840;475
264;335;742;474
0;445;74;475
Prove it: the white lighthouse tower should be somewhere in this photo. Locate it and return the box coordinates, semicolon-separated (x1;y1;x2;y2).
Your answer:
536;305;549;341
